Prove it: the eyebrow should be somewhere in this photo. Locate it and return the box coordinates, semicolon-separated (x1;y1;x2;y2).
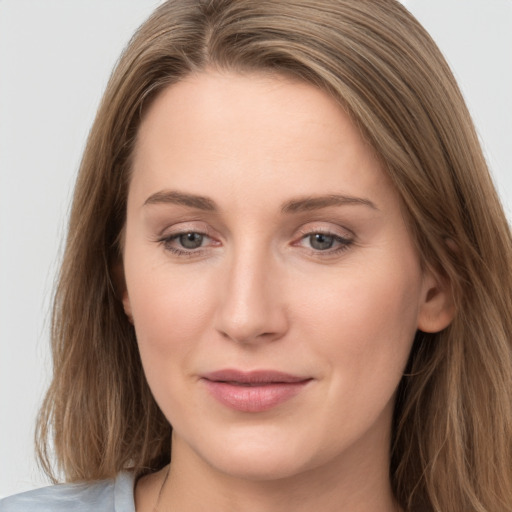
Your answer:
144;190;217;210
281;194;378;213
143;190;377;213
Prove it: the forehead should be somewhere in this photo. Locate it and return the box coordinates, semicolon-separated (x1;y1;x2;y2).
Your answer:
130;71;393;211
135;70;373;157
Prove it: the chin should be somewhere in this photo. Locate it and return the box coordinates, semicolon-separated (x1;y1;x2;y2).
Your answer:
186;425;327;482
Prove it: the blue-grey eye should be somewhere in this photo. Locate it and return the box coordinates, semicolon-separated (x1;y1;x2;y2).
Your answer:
309;233;335;250
179;232;204;249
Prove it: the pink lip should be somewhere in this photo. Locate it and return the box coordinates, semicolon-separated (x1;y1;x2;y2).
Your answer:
201;369;312;412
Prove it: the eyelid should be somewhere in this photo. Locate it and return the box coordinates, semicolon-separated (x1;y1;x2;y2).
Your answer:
153;220;222;259
156;232;218;259
156;220;214;238
292;223;356;256
294;222;355;240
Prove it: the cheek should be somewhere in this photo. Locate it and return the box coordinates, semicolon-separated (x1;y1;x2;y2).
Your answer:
129;268;214;354
125;266;218;421
123;243;217;386
293;255;422;383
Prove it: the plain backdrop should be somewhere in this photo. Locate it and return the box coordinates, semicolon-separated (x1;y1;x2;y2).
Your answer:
0;0;511;498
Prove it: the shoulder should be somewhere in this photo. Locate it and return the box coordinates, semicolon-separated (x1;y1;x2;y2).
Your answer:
0;472;135;512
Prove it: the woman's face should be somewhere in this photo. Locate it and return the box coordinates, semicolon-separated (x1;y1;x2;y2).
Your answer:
122;71;451;482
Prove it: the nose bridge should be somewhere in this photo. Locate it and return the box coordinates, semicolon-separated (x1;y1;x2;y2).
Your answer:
215;238;286;344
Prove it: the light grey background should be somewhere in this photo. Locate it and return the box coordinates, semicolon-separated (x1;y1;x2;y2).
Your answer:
0;0;511;498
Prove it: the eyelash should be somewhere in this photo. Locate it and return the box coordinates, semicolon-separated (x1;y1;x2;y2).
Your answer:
294;230;354;256
157;231;213;257
156;229;354;258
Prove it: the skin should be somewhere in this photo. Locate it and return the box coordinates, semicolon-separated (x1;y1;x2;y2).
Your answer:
121;71;453;512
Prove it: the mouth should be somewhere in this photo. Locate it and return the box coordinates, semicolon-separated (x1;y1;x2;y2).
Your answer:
201;369;313;412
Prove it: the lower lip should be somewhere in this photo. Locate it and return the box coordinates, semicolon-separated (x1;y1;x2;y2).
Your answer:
202;379;310;412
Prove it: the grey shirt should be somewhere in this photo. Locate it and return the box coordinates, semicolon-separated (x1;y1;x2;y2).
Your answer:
0;472;135;512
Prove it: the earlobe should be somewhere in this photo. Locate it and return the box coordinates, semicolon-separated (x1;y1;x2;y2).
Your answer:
121;290;134;325
417;270;455;333
112;262;134;324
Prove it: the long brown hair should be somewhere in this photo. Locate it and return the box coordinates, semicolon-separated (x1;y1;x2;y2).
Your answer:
37;1;512;510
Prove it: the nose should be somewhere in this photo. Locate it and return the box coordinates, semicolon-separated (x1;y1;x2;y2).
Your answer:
214;245;288;345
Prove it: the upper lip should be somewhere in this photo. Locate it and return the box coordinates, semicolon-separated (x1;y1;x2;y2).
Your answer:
202;369;311;384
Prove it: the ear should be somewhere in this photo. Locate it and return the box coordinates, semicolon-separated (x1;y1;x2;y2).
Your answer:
112;261;134;324
417;268;455;333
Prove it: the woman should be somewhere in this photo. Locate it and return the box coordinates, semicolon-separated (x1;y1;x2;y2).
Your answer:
2;0;511;511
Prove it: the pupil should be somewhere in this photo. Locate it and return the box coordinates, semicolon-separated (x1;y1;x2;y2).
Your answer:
179;232;203;249
310;233;334;250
